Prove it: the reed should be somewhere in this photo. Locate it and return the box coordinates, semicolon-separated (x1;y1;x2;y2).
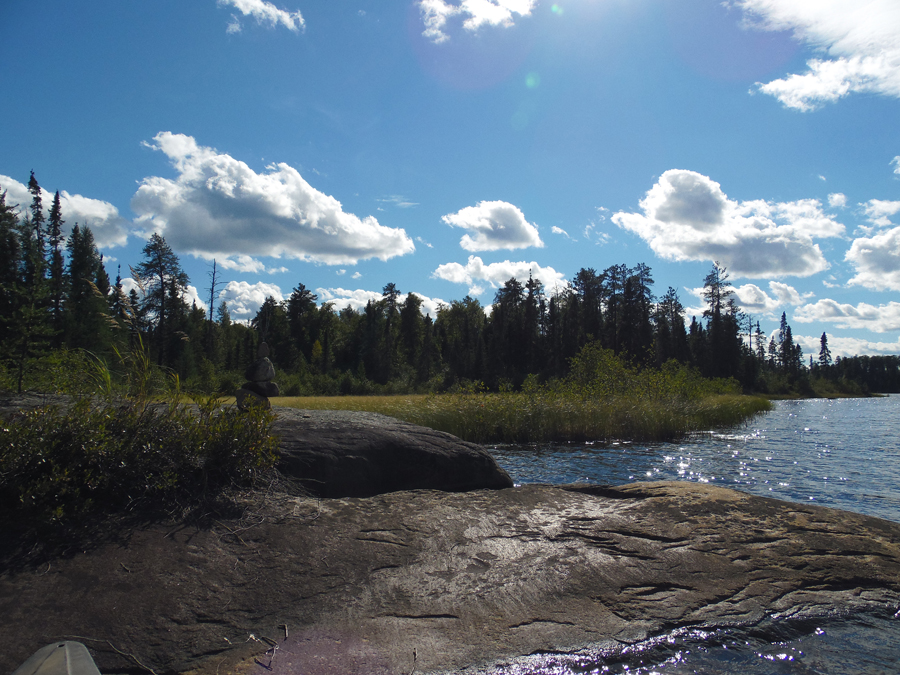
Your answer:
273;390;770;444
273;346;771;443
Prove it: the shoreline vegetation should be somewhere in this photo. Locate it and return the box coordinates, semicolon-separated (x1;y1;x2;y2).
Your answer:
271;344;774;444
0;340;773;529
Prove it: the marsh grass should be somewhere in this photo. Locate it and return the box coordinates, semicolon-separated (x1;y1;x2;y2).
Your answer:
273;346;771;443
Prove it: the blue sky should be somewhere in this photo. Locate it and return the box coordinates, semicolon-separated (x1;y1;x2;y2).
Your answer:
2;0;900;357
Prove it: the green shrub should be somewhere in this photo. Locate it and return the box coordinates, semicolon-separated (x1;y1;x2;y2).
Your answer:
0;395;278;526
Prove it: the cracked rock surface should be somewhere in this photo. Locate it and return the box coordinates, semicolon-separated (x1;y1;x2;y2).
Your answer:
3;482;900;674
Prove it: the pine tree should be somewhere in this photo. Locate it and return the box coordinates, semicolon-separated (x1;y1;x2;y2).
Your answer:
135;233;189;366
64;225;113;352
818;332;833;369
701;262;742;378
46;191;66;343
0;190;23;358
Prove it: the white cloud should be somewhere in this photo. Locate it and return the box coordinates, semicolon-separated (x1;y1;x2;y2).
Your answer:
352;271;362;279
612;169;844;278
794;330;900;359
551;225;572;239
416;236;434;249
0;174;129;248
442;200;543;251
794;298;900;333
730;281;814;315
336;269;346;276
432;254;566;296
132;132;415;265
315;287;446;317
219;280;284;320
217;254;266;274
120;278;208;313
184;285;208;311
862;199;900;228
828;192;847;208
377;195;418;208
845;226;900;291
806;334;900;357
419;0;536;43
217;0;304;33
736;0;900;110
583;222;611;245
893;156;900;175
120;277;141;298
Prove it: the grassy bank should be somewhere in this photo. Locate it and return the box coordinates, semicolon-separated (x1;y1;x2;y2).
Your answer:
273;346;771;443
273;390;771;445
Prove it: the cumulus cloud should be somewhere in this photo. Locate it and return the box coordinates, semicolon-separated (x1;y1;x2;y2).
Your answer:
735;0;900;110
862;199;900;228
807;334;900;357
442;200;543;252
316;287;446;318
184;285;208;311
120;278;208;312
219;280;284;320
828;193;847;208
216;255;265;274
845;226;900;291
419;0;536;43
730;281;814;315
893;156;900;174
0;174;129;248
794;298;900;333
131;132;414;265
612;169;844;278
432;255;566;296
217;0;304;33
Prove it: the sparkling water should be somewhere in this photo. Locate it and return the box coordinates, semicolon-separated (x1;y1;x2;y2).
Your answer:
485;396;900;675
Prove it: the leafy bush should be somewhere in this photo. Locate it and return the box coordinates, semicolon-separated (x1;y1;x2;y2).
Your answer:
0;339;280;528
0;395;278;526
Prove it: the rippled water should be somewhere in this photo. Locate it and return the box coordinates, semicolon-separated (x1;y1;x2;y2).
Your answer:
485;396;900;675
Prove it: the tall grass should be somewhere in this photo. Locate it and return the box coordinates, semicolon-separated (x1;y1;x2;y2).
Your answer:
274;345;771;443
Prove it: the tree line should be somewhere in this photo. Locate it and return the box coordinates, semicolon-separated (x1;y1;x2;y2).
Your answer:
2;173;897;396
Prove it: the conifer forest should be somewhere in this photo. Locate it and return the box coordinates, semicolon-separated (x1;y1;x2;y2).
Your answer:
2;174;898;398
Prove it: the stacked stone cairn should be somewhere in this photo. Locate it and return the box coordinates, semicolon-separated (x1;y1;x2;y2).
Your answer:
236;341;280;411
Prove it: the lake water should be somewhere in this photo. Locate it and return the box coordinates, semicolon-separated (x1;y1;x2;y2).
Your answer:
484;396;900;675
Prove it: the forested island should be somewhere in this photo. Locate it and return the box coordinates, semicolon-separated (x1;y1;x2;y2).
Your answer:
2;173;897;399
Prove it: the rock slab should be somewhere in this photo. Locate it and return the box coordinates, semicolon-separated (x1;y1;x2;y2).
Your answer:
2;482;900;675
272;408;515;496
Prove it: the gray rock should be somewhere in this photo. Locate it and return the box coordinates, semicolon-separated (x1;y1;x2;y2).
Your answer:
272;407;514;496
241;381;281;398
235;387;271;410
243;357;275;383
3;482;900;675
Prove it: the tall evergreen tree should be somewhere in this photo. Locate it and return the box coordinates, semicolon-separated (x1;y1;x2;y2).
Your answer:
63;225;112;352
818;332;833;369
0;190;23;358
46;191;66;343
701;262;742;378
134;233;189;366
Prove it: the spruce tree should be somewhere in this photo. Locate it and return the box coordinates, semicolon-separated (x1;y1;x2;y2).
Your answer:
135;233;189;366
818;332;833;369
64;225;112;352
47;191;66;343
0;190;23;360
